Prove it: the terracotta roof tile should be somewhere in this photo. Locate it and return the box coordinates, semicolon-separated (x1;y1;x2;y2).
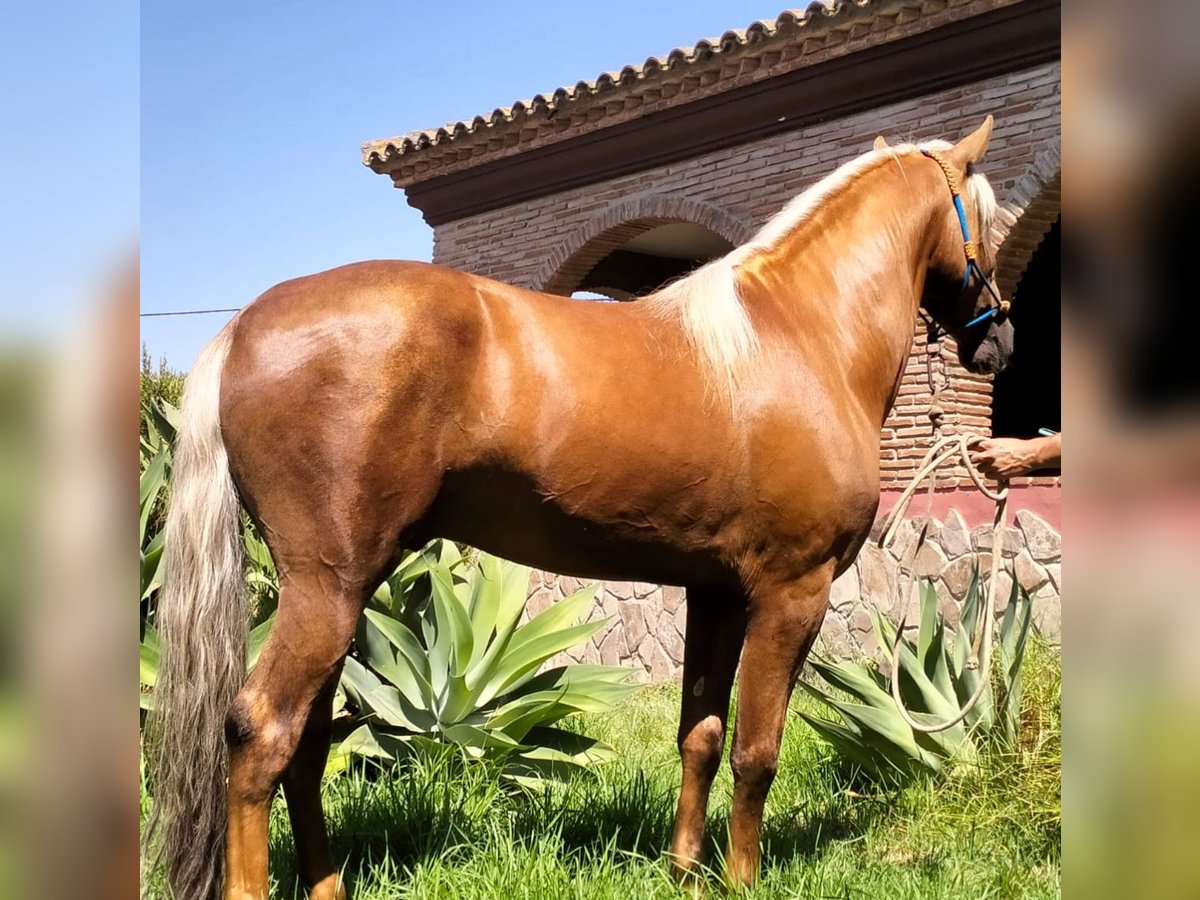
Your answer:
363;2;871;173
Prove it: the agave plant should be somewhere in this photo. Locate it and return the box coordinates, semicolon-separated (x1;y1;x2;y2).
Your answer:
334;542;636;781
798;571;1032;779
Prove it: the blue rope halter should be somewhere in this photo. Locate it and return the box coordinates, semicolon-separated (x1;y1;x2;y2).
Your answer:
921;148;1009;329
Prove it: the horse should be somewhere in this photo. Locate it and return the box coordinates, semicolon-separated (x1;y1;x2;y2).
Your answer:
143;116;1012;900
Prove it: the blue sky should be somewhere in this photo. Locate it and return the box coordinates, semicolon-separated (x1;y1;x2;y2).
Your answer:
0;2;138;335
141;1;779;369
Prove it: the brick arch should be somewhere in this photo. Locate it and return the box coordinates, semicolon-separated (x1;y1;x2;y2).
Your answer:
994;147;1061;302
534;192;755;296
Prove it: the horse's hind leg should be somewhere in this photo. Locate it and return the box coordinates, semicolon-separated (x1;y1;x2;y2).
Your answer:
281;673;345;900
724;567;833;888
224;575;368;900
668;587;747;882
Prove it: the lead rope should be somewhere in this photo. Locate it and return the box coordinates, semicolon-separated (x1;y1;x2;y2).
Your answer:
875;331;1010;733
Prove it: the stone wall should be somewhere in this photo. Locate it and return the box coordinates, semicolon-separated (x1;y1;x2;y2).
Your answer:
532;505;1060;682
817;507;1061;660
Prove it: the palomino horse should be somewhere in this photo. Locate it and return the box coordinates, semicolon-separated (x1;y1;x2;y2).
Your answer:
144;117;1012;899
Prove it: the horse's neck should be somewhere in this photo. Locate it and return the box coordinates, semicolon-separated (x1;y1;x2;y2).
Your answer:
741;159;939;423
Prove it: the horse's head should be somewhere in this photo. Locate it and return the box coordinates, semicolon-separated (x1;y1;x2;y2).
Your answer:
879;116;1014;375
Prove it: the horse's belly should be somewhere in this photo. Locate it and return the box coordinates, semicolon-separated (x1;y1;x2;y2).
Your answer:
417;467;731;588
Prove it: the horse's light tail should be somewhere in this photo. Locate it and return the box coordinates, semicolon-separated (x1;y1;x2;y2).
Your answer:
142;321;247;900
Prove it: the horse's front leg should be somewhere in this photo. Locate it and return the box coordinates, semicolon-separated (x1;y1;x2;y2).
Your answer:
668;587;747;884
725;567;833;888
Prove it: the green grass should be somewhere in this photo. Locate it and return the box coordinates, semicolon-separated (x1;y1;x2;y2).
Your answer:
144;644;1060;899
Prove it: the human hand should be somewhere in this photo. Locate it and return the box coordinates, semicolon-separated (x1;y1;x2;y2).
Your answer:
969;435;1058;479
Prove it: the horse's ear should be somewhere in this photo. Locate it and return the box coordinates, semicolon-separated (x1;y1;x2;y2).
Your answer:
950;115;994;166
873;135;889;151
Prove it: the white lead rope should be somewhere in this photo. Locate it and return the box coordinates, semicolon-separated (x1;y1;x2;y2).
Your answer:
875;432;1010;734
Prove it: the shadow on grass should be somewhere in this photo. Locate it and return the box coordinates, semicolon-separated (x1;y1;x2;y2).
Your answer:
759;802;880;869
266;753;889;896
267;760;680;894
695;786;883;879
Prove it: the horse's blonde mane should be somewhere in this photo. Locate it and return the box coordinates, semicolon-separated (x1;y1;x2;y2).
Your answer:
644;141;997;395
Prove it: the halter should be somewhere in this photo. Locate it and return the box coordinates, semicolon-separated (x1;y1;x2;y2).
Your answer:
921;148;1010;328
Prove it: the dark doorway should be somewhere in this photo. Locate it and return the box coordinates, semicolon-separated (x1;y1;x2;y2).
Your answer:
991;218;1061;466
577;223;733;299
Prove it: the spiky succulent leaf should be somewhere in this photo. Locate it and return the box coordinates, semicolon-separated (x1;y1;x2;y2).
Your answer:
801;572;1034;782
996;579;1033;744
141;529;165;600
916;580;939;670
247;613;275;670
139;448;168;545
338;544;633;780
466;554;504;667
797;709;924;778
463;562;530;696
486;618;608;702
429;566;475;680
364;609;432;688
807;656;894;707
